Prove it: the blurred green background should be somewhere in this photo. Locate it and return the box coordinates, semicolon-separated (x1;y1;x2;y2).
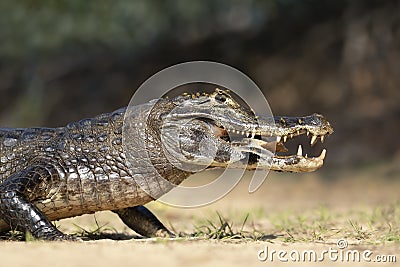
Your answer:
0;0;399;169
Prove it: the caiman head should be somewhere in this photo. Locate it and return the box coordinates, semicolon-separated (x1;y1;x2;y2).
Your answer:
152;88;333;173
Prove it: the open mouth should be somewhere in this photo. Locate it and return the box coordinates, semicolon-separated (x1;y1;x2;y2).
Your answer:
270;128;327;161
208;114;333;172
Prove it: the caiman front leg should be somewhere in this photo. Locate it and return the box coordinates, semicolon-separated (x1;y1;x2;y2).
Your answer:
0;164;74;241
113;206;175;238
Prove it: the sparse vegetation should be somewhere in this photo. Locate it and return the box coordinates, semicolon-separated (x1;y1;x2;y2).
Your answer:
1;203;399;244
180;202;400;245
250;203;400;245
188;212;261;241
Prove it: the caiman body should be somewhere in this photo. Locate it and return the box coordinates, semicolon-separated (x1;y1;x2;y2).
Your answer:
0;89;333;240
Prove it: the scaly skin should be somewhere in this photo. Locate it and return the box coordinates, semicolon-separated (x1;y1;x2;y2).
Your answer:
0;89;333;240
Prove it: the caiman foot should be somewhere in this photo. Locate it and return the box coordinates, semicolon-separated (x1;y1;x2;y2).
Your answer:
154;228;175;238
33;227;80;241
0;165;81;242
113;206;175;238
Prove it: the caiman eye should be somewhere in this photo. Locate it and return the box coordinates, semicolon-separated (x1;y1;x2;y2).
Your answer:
215;94;227;103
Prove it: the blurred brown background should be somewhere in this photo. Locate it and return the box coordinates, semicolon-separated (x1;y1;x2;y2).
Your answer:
0;0;399;170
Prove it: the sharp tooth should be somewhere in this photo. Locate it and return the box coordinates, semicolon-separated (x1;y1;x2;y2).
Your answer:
319;149;326;160
241;131;245;136
290;133;293;139
283;136;287;142
297;130;300;135
321;135;325;143
236;130;240;134
251;132;255;138
310;135;317;146
297;145;303;156
276;136;281;142
305;154;308;158
307;131;310;136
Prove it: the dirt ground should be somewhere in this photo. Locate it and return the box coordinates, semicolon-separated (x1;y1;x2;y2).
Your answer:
1;161;399;267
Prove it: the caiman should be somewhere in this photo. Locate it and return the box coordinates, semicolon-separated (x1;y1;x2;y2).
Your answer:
0;89;333;240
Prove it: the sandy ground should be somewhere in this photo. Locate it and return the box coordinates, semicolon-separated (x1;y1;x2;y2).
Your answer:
1;162;399;267
2;240;399;267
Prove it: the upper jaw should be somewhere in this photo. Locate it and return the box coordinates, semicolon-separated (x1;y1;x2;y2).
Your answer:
216;113;333;141
257;113;333;140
